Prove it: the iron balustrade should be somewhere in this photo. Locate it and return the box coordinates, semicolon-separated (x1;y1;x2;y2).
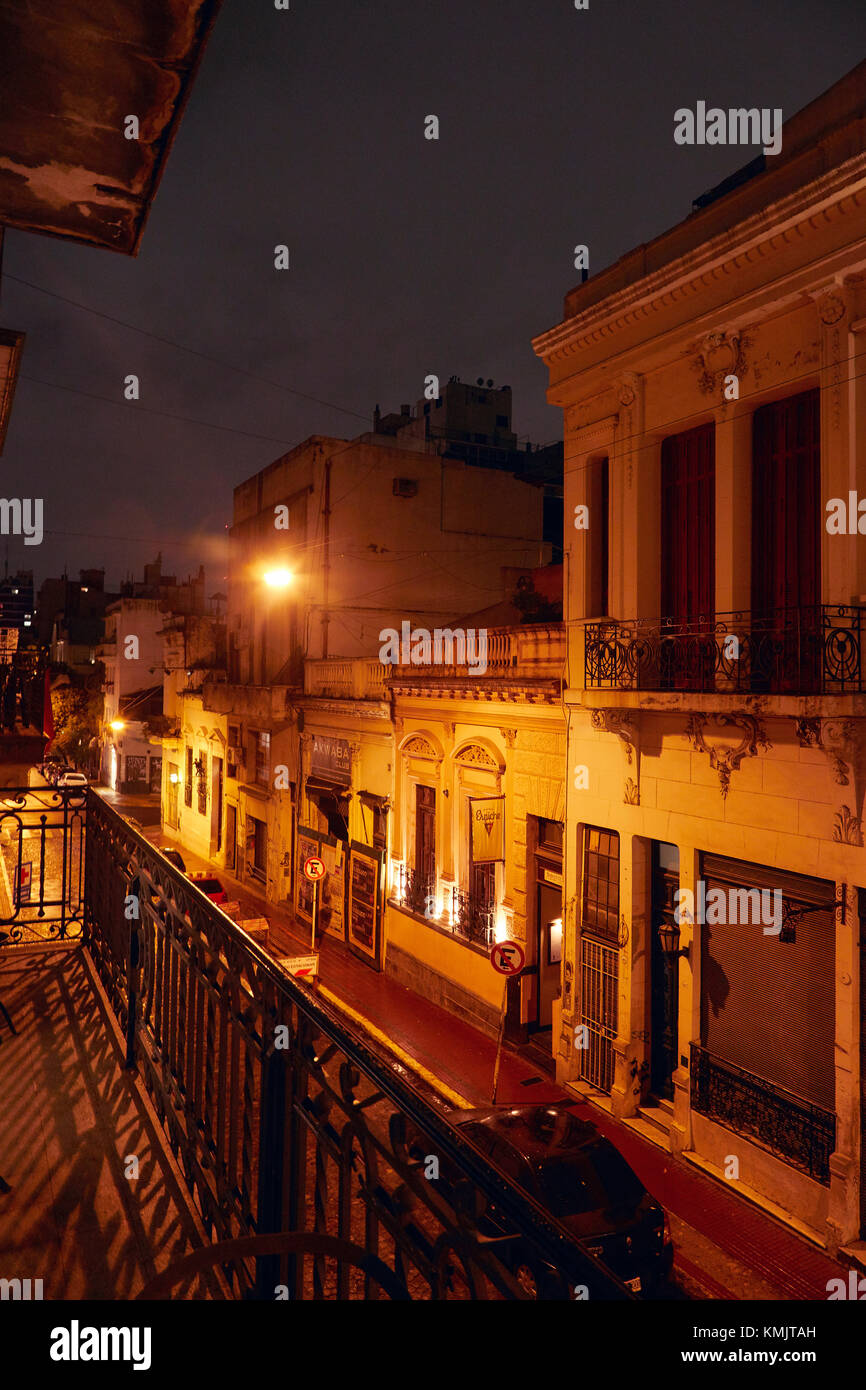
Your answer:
690;1044;834;1184
585;606;865;695
80;793;632;1300
0;785;85;942
396;863;435;917
450;886;497;949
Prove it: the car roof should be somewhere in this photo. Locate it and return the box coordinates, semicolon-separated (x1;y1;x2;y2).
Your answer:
455;1105;605;1159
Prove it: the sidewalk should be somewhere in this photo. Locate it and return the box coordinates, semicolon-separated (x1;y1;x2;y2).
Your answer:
155;830;847;1302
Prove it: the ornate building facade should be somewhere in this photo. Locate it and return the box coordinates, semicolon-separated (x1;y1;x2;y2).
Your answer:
533;61;866;1250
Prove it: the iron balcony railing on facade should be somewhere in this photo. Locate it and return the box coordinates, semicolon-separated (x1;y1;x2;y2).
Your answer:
450;886;496;949
584;605;865;695
396;863;435;917
74;793;633;1301
690;1044;834;1185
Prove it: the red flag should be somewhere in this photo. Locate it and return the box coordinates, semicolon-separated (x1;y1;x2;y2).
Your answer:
42;670;54;753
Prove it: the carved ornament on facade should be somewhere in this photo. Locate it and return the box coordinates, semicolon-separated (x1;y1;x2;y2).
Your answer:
685;713;770;798
590;708;638;764
833;805;864;848
617;374;638;409
793;716;855;785
499;728;518;749
455;743;498;768
815;290;846;326
402;736;439;760
692;331;749;397
624;777;640;806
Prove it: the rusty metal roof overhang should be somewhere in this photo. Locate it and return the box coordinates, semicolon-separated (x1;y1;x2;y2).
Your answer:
0;0;222;255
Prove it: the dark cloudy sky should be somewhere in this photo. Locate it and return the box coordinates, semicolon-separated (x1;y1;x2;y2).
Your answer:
1;0;864;591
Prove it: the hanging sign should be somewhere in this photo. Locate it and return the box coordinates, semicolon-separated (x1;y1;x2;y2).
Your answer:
470;795;506;864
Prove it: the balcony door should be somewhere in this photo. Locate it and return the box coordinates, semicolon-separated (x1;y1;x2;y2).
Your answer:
751;390;820;692
660;423;715;689
414;785;435;890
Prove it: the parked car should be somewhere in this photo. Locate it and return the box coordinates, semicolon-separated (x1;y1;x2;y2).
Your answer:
187;871;228;905
57;770;88;789
419;1104;673;1299
159;847;186;872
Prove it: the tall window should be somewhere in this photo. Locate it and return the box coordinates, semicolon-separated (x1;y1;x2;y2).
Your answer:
661;423;715;624
255;731;271;787
197;751;208;815
587;457;609;618
414;785;436;887
581;826;620;942
751;389;820;692
184;747;193;808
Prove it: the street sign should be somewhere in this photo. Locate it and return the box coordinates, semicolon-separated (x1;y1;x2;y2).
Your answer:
303;855;326;882
490;940;525;975
14;861;32;905
280;953;319;980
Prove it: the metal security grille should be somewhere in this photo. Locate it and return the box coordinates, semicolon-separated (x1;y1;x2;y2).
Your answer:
579;937;618;1092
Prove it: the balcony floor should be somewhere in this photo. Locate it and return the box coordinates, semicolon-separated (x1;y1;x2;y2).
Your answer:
0;944;216;1299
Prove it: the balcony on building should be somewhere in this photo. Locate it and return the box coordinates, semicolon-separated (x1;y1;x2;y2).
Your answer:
580;605;866;713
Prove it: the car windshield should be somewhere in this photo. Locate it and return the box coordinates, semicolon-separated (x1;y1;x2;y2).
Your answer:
534;1142;645;1218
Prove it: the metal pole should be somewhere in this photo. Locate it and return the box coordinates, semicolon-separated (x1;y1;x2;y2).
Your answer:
311;876;318;952
491;976;508;1104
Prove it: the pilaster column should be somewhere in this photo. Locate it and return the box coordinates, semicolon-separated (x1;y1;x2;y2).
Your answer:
713;400;752;615
827;883;860;1254
670;843;699;1156
812;284;854;606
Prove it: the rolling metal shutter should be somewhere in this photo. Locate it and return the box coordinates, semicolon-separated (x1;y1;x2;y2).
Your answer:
699;853;835;1111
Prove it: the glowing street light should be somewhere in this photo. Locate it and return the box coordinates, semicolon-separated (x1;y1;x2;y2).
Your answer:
110;719;125;732
263;568;293;588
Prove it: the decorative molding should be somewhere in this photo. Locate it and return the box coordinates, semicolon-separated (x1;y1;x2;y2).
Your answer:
402;735;439;761
692;330;749;396
815;289;846;326
455;743;498;769
617;372;638;408
833;805;864;848
624;777;640;806
590;708;638;764
794;716;853;785
685;713;770;798
499;728;518;749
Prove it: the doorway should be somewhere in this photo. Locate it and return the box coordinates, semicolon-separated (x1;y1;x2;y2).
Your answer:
530;817;564;1034
650;842;680;1101
225;803;237;872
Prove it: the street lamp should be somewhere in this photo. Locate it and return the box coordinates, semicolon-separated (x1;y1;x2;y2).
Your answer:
263;568;293;588
110;719;125;732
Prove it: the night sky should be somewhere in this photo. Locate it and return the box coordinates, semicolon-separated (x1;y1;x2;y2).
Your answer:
1;0;864;590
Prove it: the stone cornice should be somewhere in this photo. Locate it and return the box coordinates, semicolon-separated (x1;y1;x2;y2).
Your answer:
533;152;866;368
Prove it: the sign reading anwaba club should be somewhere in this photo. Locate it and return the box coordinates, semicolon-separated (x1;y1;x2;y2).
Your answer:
311;735;351;786
469;795;506;863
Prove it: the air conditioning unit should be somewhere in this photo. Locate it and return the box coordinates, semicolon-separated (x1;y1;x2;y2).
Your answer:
392;477;418;498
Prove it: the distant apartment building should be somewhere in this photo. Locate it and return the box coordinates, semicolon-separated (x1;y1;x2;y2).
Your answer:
37;569;117;674
533;60;866;1251
163;382;560;916
99;557;210;794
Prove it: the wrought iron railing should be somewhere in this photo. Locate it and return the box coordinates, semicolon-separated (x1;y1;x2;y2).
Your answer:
83;793;631;1300
396;863;435;917
585;606;865;694
0;785;85;943
690;1044;834;1184
450;886;496;949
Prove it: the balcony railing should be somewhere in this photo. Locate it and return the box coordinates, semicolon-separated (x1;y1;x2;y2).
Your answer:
73;793;632;1299
304;658;387;700
386;623;565;683
450;886;496;949
690;1044;834;1184
584;606;865;695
